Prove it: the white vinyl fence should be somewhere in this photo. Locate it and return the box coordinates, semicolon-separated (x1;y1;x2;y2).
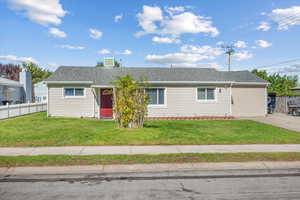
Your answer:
0;102;47;120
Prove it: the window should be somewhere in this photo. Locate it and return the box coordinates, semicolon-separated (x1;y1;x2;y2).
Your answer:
64;88;84;97
197;88;216;101
145;88;165;105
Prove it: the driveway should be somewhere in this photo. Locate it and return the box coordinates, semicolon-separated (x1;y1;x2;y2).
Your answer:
246;113;300;133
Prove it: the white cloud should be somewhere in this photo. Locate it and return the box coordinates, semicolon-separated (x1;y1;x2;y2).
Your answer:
152;36;181;44
269;6;300;30
49;27;67;38
180;45;223;58
165;6;186;15
89;28;102;39
114;14;123;22
145;44;224;67
59;45;85;50
146;53;211;65
121;49;132;55
170;62;221;68
257;21;271;31
5;0;67;26
97;49;111;55
0;55;38;63
216;41;224;46
256;40;272;48
136;5;163;36
162;12;219;37
234;40;247;48
233;51;253;61
136;5;219;37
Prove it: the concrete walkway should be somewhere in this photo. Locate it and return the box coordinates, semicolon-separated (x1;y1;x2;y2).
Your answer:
1;161;300;175
0;144;300;156
245;113;300;133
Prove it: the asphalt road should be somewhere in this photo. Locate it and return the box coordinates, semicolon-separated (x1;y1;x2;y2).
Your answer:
1;169;300;200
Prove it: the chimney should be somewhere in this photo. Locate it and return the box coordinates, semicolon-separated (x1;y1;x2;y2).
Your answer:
19;67;32;103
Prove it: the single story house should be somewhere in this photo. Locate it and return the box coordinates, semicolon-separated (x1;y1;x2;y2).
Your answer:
45;66;269;119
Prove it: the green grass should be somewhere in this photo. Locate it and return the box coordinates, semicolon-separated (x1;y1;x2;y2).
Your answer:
1;112;300;147
1;152;300;167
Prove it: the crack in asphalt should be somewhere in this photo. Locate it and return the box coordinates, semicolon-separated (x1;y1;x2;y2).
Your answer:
179;182;201;195
0;173;300;183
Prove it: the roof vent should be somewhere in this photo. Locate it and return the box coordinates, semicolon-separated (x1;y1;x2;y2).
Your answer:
103;57;115;67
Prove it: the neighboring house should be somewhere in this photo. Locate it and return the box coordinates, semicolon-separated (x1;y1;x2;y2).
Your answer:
290;87;300;94
0;68;32;105
45;65;269;118
34;81;47;103
0;77;22;105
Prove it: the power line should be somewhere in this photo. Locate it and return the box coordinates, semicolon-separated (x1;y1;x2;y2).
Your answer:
268;12;300;27
254;58;300;69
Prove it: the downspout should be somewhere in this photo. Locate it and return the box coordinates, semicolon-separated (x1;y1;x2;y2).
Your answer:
92;88;96;118
47;85;49;117
229;82;233;116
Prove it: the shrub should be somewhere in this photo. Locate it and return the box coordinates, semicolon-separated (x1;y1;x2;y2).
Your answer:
112;75;148;128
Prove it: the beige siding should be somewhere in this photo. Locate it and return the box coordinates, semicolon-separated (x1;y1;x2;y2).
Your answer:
148;86;231;117
231;86;267;117
48;85;99;118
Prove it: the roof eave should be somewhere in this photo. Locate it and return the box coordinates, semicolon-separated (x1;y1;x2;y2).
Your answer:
45;81;93;85
232;82;269;86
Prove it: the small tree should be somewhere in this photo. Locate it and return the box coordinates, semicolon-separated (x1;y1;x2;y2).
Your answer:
252;69;298;96
22;62;52;84
113;75;148;128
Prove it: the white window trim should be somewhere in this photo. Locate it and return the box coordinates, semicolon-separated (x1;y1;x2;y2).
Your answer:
196;87;217;103
63;87;86;98
146;87;167;108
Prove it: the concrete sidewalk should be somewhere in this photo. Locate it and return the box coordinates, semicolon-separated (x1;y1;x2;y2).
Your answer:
1;161;300;175
0;144;300;156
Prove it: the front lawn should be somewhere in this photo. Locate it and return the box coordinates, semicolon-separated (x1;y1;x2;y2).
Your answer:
0;112;300;147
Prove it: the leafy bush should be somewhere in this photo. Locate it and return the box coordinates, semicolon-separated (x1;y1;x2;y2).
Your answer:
112;75;149;128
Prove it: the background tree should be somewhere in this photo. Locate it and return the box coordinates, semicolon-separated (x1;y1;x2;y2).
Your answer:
252;69;298;96
96;60;121;67
113;75;148;128
22;62;52;84
0;63;21;80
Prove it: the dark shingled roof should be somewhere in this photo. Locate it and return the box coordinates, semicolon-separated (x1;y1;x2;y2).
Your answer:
46;66;268;85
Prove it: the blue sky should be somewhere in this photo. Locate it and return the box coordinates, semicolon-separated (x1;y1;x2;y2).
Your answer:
0;0;300;77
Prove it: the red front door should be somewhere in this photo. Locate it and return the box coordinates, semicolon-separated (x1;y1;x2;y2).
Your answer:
100;88;113;118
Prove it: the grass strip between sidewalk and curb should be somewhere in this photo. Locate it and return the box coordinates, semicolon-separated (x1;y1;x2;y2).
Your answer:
1;152;300;167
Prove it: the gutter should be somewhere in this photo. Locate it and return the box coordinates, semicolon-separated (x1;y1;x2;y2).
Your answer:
46;81;269;86
231;82;269;86
45;81;93;85
91;85;114;88
146;81;269;86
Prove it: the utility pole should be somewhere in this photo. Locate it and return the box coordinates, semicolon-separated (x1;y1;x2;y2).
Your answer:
221;45;235;71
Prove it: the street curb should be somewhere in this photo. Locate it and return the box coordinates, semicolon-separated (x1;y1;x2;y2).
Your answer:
1;161;300;175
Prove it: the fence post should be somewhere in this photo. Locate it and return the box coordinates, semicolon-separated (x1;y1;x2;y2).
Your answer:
28;101;30;114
